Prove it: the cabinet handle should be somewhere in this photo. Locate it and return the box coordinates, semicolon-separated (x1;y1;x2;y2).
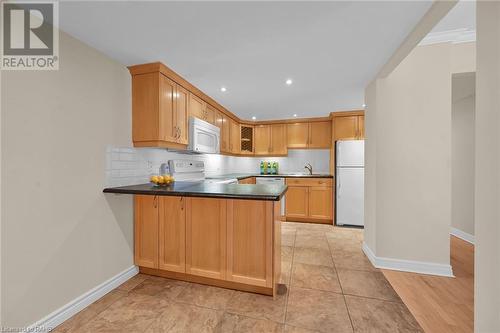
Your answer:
180;197;184;210
153;195;158;208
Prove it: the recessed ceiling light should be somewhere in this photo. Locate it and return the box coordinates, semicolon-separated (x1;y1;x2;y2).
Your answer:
293;114;298;118
252;116;256;120
285;79;293;85
362;103;366;108
220;87;227;92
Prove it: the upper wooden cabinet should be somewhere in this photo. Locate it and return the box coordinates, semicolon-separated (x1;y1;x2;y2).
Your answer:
333;115;364;140
205;104;217;125
254;124;287;156
215;111;230;153
270;124;287;155
287;123;309;148
229;118;241;154
131;72;188;149
287;121;331;149
240;125;254;155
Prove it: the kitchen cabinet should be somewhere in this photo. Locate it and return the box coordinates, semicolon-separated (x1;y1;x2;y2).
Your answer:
308;187;333;220
134;195;159;269
240;125;254;155
229;119;241;154
254;124;287;155
205;104;216;125
254;125;271;155
158;196;186;273
185;198;227;280
226;200;273;287
333;115;364;140
287;123;309;148
188;93;207;122
215;111;230;153
285;186;309;219
238;177;256;184
309;121;332;148
287;121;331;149
270;124;287;155
131;72;188;149
285;178;333;223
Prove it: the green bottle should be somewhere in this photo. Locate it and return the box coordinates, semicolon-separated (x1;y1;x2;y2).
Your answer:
267;162;271;175
260;161;265;175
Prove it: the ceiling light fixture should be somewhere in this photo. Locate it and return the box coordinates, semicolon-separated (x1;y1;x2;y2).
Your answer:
362;103;366;108
252;116;256;120
220;87;227;92
285;79;293;86
293;114;298;118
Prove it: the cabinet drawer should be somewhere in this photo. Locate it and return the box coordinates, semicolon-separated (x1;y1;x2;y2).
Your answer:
285;178;332;187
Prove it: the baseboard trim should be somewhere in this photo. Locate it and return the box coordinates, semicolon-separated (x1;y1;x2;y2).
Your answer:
362;242;454;277
450;227;475;245
27;265;138;332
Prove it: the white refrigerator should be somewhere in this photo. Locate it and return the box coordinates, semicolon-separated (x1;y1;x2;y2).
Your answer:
336;140;364;226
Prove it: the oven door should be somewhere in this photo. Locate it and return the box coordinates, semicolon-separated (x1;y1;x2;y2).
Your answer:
189;118;220;154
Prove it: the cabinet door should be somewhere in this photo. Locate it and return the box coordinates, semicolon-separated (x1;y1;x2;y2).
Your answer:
175;85;189;144
357;116;365;139
159;74;176;142
188;93;206;120
270;124;287;155
186;198;226;279
309;121;332;148
333;116;359;140
134;195;159;269
229;119;241;154
254;125;271;155
158;196;186;273
221;114;230;153
226;200;273;287
308;187;333;220
285;186;309;219
287;123;309;148
205;104;216;125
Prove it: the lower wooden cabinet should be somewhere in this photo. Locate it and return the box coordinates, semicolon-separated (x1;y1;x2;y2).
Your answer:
158;196;186;273
285;186;309;218
226;200;273;288
285;178;333;223
134;195;280;293
308;187;333;220
238;177;256;184
185;198;226;280
134;195;159;269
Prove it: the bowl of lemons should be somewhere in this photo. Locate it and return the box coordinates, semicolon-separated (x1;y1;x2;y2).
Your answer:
150;174;175;186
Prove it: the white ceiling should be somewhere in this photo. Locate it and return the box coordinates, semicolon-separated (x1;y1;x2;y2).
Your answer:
58;1;433;120
431;1;475;33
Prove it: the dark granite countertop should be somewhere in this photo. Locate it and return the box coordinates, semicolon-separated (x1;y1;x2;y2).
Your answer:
206;173;334;180
103;182;287;201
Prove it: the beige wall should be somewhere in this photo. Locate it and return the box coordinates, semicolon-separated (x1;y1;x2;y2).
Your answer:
1;31;133;327
451;73;475;237
365;43;452;266
475;2;500;331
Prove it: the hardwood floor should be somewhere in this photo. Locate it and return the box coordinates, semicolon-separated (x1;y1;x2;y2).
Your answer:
382;236;474;333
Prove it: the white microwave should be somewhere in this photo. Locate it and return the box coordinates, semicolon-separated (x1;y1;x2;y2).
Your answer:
188;117;220;154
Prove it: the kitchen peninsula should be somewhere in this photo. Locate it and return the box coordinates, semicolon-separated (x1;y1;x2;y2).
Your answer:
103;182;287;296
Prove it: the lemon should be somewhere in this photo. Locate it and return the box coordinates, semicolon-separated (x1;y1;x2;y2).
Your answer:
150;175;159;183
157;175;165;184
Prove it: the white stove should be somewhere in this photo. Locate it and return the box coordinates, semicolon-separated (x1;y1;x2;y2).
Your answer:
167;160;238;184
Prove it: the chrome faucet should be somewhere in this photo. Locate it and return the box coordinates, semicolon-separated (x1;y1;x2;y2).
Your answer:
304;163;313;175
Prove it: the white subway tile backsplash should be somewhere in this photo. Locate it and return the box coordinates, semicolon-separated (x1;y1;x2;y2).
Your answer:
105;146;330;187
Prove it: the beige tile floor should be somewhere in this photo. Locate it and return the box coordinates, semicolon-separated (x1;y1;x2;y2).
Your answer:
53;222;422;333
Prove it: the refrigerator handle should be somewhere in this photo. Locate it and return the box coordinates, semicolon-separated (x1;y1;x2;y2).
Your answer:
338;173;341;195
